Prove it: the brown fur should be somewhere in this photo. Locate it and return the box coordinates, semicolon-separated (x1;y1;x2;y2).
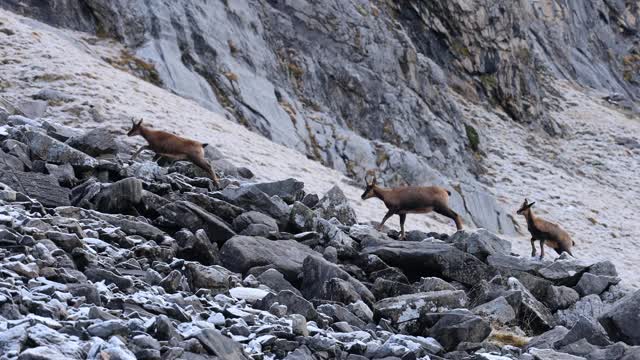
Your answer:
361;173;463;239
127;119;219;185
517;199;574;259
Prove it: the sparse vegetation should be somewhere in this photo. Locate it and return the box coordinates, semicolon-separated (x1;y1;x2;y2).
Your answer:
488;330;530;348
622;52;640;83
465;124;480;152
103;50;163;86
279;100;297;125
33;73;72;82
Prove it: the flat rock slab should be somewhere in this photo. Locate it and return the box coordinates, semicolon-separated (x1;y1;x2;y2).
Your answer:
0;170;70;207
363;239;495;285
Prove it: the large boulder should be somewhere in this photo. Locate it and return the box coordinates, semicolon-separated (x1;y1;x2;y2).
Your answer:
183;263;231;293
300;255;374;306
220;236;319;282
598;289;640;345
314;185;357;226
554;316;612;348
157;201;235;245
20;129;98;169
574;272;619;297
257;268;301;295
508;277;555;332
375;290;468;325
257;290;318;320
0;170;70;207
218;186;289;226
449;229;512;261
363;238;495;285
174;229;220;265
556;295;608;328
471;296;516;324
426;309;492;351
251;178;304;204
92;177;143;213
66;127;124;157
193;329;250;360
232;211;278;233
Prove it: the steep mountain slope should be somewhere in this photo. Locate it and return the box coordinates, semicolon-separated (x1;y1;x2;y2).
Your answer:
1;3;639;289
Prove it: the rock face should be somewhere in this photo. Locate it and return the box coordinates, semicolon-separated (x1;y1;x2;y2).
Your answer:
14;0;625;234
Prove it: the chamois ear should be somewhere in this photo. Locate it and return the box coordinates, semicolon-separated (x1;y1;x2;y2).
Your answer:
527;201;536;208
137;118;144;126
131;118;136;126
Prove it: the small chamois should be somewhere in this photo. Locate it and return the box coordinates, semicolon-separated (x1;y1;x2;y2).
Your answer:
127;118;219;186
361;172;463;239
517;198;575;259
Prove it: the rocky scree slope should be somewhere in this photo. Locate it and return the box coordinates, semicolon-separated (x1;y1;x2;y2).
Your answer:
0;106;640;359
11;0;639;235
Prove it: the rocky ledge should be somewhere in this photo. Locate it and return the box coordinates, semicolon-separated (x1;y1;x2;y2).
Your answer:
0;109;639;360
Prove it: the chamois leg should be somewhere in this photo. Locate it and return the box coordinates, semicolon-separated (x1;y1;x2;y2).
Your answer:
399;214;407;240
435;207;463;230
377;210;394;231
131;145;149;160
188;155;219;186
530;238;537;257
539;239;546;260
152;154;162;163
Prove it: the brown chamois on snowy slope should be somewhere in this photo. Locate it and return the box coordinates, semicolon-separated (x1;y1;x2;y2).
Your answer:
517;198;575;260
360;171;463;239
127;118;219;186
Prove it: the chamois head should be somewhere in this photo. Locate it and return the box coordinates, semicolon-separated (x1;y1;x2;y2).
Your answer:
361;171;378;200
517;198;536;215
127;118;144;137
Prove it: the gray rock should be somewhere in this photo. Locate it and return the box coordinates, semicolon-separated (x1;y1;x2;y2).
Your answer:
347;300;374;323
556;295;608;328
17;346;66;360
487;253;543;273
45;163;76;186
219;186;289;226
449;229;512;261
574;272;619;297
554;316;611;348
300;255;374;306
288;201;317;232
427;309;491;351
232;211;278;233
183;263;230;293
84;268;133;290
157;201;235;245
363;238;495;286
527;348;586;360
67;127;123;157
174;228;219;265
159;270;183;293
546;286;580;312
598;289;640;345
375;290;468;325
415;277;457;292
252;178;304;204
314;185;357;226
526;326;570;350
193;329;250;360
472;296;516;324
220;235;319;282
317;303;366;329
290;314;308;336
87;320;129;338
508;277;555;332
0;170;71;207
0;324;28;356
20;129;98;169
258;290;317;320
257;268;301;295
93;177;143;213
17;99;48;119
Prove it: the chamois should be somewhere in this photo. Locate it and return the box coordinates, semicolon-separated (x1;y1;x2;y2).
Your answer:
127;118;219;186
360;172;463;239
517;198;575;259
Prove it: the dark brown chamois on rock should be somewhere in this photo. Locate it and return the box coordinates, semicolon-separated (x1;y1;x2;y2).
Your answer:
127;118;219;186
517;198;575;259
360;171;463;239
